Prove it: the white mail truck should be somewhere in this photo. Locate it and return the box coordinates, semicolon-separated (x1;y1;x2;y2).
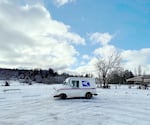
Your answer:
53;77;98;99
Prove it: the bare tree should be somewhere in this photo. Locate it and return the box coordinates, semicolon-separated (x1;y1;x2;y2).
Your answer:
95;52;121;88
134;68;137;76
134;65;144;76
138;65;142;76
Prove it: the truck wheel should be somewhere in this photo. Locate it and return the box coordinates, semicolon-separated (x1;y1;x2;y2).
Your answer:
85;92;92;99
60;94;67;99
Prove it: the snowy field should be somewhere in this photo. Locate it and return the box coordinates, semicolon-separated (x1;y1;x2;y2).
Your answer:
0;81;150;125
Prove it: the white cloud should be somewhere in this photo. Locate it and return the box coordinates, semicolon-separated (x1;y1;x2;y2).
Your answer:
0;1;84;71
76;45;150;76
90;32;114;45
74;57;98;76
1;1;150;76
89;31;150;75
77;45;118;76
94;45;150;75
54;0;75;7
94;45;117;59
121;48;150;74
74;33;117;76
82;54;90;60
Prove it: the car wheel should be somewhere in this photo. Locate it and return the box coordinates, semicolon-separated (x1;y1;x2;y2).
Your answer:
60;94;67;99
85;92;92;99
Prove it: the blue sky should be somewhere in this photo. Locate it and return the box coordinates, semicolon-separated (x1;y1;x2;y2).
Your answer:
48;0;150;73
0;0;150;75
50;0;150;49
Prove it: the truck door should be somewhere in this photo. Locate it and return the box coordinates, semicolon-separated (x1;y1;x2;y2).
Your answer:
70;80;81;97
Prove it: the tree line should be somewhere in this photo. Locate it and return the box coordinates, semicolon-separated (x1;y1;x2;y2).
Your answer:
0;66;135;85
0;68;71;84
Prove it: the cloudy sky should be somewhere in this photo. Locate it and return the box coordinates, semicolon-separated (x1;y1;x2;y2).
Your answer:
0;0;150;75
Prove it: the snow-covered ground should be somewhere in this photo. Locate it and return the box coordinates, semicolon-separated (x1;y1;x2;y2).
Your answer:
0;81;150;125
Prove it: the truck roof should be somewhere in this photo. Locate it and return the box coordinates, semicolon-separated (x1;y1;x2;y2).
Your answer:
66;77;95;80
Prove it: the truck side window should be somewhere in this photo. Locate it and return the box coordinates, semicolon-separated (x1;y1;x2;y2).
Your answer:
72;80;79;88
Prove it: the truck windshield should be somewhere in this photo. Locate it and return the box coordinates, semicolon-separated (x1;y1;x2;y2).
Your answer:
63;78;69;85
63;81;68;85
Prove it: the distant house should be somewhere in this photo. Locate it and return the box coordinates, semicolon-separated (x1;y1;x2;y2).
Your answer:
127;75;150;84
127;75;150;89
